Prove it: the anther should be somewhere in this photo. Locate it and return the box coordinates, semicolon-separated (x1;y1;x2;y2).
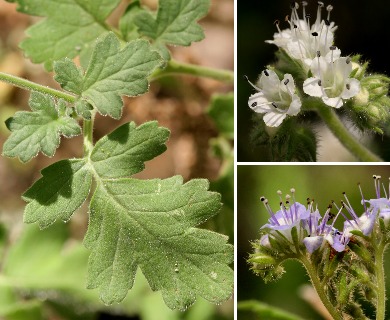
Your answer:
373;175;377;179
329;46;336;50
290;188;295;193
318;1;324;7
326;5;333;11
272;102;278;108
277;190;282;195
305;13;311;19
285;15;290;22
324;19;330;26
293;24;298;29
316;51;321;57
301;1;308;6
243;75;249;81
318;80;322;86
274;19;280;26
260;196;266;202
264;70;269;76
346;57;351;64
284;79;290;85
346;84;350;90
251;102;257;107
312;32;318;36
290;1;299;9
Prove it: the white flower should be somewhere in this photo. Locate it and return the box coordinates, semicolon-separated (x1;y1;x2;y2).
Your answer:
266;2;340;68
247;70;301;127
303;56;360;108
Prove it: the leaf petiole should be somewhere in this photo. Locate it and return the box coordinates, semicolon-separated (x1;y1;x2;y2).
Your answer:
150;59;234;84
0;72;76;103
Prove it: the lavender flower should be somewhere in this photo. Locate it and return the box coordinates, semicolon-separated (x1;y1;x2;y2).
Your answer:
260;189;310;242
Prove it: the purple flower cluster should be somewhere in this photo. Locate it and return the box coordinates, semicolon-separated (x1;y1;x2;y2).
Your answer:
259;175;390;253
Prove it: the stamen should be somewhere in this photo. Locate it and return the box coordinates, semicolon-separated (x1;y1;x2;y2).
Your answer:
272;102;278;108
358;183;368;213
284;78;290;85
260;196;280;225
326;5;333;21
317;50;321;57
312;32;318;36
274;20;282;33
346;57;351;64
318;80;322;86
264;70;269;76
251;102;257;108
346;84;350;90
244;75;262;91
342;192;359;220
324;19;330;26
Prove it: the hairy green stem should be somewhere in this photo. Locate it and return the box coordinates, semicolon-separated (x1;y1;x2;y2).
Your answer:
0;72;76;102
374;240;386;320
83;112;95;157
316;105;383;162
151;59;234;84
300;255;342;320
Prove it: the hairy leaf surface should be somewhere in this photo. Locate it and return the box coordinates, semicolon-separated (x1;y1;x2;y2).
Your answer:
15;0;121;69
23;159;92;228
54;33;162;119
135;0;209;48
91;121;170;179
84;176;233;309
2;92;81;162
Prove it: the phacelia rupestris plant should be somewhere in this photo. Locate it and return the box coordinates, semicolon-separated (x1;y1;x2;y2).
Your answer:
245;1;390;161
248;175;390;320
0;0;233;313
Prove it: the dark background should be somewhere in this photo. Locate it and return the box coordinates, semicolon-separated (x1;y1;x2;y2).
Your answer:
238;0;390;161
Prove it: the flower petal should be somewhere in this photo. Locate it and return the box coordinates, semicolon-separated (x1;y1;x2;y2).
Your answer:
303;236;324;253
322;96;343;108
341;78;360;99
287;94;302;115
303;77;323;97
263;112;287;127
248;93;273;113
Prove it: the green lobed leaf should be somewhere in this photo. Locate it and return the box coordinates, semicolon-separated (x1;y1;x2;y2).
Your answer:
84;176;233;309
119;0;143;42
54;33;162;119
2;92;81;162
91;121;170;179
15;0;121;70
23;159;92;229
207;93;234;139
135;0;209;49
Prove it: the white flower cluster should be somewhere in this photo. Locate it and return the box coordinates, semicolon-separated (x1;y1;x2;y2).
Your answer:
247;1;361;127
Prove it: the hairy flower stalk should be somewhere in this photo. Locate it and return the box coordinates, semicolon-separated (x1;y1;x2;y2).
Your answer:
250;175;390;319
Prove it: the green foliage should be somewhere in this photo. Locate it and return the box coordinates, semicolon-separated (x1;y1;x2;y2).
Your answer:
238;300;305;320
91;121;169;178
54;33;162;119
207;93;234;140
15;0;121;70
85;177;232;309
135;0;210;58
2;92;81;162
1;0;233;313
22;159;92;228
